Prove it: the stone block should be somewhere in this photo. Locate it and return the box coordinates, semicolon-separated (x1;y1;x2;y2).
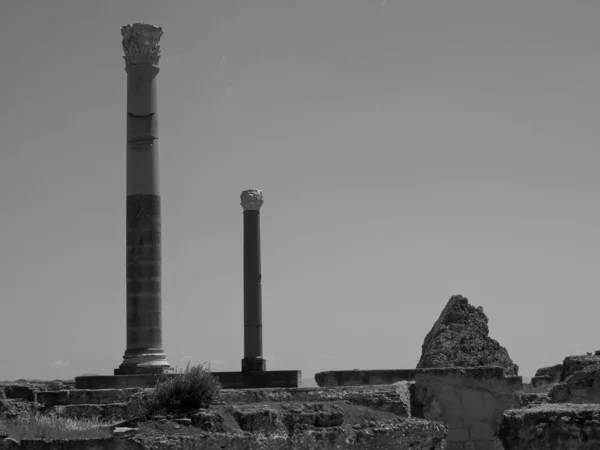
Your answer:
447;428;469;441
469;423;495;441
314;369;415;387
3;386;35;402
212;370;301;389
68;389;140;405
75;374;162;389
36;391;70;407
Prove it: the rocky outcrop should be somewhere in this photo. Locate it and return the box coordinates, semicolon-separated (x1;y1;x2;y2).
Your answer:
416;295;519;376
498;403;600;449
561;354;600;381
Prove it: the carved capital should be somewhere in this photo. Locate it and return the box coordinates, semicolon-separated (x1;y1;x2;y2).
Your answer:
241;189;264;211
121;23;163;66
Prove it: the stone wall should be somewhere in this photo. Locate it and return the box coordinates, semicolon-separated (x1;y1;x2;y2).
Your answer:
549;364;600;404
498;403;600;449
314;370;415;387
413;366;522;450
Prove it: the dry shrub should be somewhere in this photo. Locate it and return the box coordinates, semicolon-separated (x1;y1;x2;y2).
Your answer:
133;362;222;417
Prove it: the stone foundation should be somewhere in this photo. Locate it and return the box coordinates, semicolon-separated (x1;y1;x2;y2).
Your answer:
498;403;600;449
413;366;522;450
212;370;301;389
75;370;301;390
314;369;415;387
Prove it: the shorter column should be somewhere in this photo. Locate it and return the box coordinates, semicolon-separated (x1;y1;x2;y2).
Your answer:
241;189;266;372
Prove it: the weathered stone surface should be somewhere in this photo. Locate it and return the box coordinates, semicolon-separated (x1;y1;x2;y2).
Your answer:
3;386;34;402
531;375;552;387
217;384;413;417
417;295;519;376
314;369;415;387
0;380;76;393
548;363;600;404
190;410;226;432
37;389;142;407
535;363;563;381
0;399;41;420
498;403;600;449
561;354;600;381
1;437;140;449
514;391;551;408
414;367;522;449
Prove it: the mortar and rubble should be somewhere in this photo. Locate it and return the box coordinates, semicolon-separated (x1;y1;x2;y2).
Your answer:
2;23;599;450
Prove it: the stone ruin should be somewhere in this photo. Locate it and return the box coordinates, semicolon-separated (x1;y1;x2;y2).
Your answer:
3;293;600;448
312;294;600;449
416;294;519;376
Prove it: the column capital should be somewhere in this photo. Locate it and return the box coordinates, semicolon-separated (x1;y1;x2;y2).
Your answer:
241;189;264;212
121;23;163;67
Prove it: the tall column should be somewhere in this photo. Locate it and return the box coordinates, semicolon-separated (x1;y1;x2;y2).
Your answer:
116;23;170;374
241;189;266;372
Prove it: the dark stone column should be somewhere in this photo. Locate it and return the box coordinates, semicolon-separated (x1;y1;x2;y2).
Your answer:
241;189;266;372
115;23;170;375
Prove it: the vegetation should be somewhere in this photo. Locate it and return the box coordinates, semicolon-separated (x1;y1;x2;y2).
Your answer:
130;362;222;418
3;414;111;441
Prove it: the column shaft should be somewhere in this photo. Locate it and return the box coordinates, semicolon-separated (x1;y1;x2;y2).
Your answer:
242;210;266;372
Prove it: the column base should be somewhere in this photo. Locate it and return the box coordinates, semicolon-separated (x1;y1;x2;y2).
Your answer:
242;357;266;372
116;348;171;375
214;370;301;389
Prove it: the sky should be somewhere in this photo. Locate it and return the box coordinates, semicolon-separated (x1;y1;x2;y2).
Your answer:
0;0;599;383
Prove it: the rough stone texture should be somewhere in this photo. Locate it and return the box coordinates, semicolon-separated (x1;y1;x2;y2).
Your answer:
535;364;563;382
0;384;448;449
0;380;76;393
498;403;600;449
2;387;34;403
0;399;42;420
37;389;143;407
548;363;600;404
417;295;519;377
125;420;448;449
531;375;552;387
217;384;414;418
414;366;522;450
1;437;139;449
314;370;415;387
561;354;600;381
514;391;551;409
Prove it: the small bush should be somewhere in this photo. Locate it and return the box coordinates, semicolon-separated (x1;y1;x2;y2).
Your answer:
4;413;111;441
133;362;222;417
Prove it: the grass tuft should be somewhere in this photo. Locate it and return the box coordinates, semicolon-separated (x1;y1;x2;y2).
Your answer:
4;413;112;441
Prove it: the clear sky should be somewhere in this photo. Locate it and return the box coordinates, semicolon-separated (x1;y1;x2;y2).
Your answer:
0;0;598;383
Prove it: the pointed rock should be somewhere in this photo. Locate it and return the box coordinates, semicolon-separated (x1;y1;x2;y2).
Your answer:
416;295;518;376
